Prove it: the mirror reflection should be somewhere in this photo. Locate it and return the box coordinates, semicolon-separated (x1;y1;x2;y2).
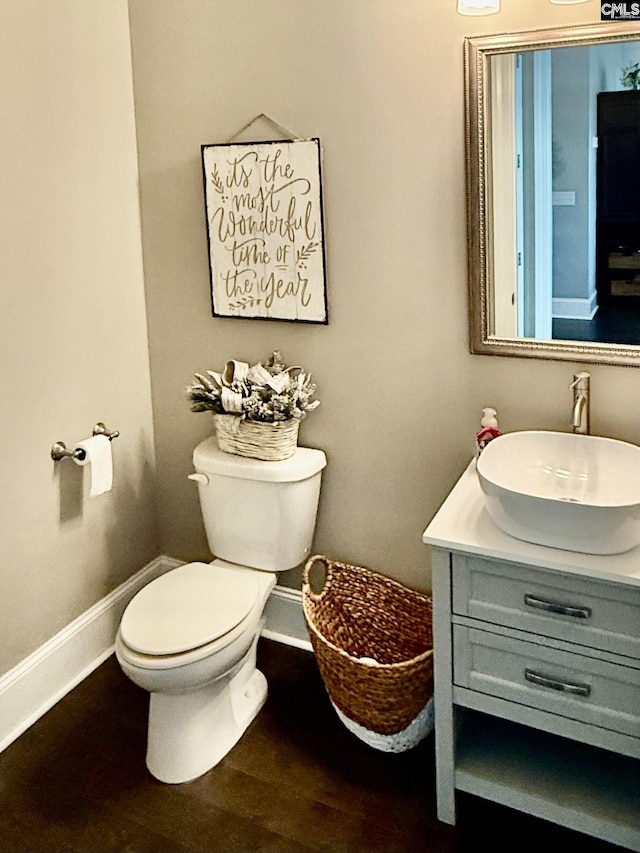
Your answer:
466;22;640;366
491;38;640;346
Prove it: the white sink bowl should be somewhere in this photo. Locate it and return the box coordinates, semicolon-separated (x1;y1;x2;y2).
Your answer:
476;431;640;555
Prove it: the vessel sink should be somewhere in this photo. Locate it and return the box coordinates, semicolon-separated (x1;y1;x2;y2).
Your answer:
476;430;640;555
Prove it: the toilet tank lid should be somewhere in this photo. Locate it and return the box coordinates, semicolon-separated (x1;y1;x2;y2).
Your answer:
193;437;326;483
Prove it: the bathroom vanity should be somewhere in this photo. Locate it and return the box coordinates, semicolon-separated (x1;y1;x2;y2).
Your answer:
423;462;640;850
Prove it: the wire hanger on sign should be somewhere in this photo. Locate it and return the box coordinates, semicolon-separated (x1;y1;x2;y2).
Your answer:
227;113;304;143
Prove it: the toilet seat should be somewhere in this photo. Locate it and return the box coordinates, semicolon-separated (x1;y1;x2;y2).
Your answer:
120;562;259;656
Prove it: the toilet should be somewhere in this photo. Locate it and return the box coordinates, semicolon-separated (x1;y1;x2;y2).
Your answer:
115;436;326;784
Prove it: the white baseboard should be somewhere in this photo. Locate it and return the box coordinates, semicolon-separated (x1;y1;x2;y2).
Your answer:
552;293;598;321
0;555;309;755
262;585;312;652
0;555;180;755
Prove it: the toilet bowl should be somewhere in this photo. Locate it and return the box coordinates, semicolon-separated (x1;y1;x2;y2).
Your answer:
116;560;276;783
115;440;326;784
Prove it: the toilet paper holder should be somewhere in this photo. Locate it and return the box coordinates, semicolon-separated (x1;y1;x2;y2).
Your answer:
51;423;120;462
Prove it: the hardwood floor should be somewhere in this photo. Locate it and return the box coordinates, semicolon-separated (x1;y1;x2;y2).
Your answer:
0;639;629;853
552;295;640;345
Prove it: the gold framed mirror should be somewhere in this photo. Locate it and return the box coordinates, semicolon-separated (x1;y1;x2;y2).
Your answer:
466;21;640;366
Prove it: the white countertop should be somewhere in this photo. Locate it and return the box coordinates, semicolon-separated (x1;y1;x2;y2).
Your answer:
422;460;640;587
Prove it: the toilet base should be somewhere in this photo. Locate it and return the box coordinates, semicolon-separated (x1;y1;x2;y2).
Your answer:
145;635;267;784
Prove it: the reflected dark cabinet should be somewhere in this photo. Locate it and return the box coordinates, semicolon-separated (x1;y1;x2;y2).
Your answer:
596;90;640;303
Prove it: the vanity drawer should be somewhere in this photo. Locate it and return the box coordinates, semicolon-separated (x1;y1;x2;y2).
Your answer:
453;624;640;738
452;554;640;659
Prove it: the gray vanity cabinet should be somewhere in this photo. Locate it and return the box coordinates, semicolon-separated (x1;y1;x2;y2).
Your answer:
423;463;640;851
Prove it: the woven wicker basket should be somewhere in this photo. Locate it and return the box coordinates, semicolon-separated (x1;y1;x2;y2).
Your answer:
213;414;299;461
302;555;433;740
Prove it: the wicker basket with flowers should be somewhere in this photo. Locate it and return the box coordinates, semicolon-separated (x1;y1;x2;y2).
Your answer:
185;351;319;461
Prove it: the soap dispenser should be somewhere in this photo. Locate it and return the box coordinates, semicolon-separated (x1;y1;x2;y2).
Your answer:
476;407;502;458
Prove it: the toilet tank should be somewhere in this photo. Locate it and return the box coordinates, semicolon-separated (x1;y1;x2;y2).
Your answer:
192;438;326;572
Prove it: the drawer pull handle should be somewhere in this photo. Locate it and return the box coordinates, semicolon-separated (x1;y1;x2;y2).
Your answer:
524;594;591;620
524;668;591;697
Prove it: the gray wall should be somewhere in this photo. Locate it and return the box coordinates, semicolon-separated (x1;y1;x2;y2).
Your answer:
552;46;592;302
0;1;159;675
128;0;640;593
1;0;638;684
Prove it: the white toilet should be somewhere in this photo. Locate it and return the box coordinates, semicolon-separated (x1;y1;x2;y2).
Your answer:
115;436;326;784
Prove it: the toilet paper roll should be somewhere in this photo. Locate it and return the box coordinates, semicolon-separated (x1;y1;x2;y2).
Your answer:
73;434;113;496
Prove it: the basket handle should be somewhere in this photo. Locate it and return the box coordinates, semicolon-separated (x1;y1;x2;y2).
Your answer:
303;555;333;602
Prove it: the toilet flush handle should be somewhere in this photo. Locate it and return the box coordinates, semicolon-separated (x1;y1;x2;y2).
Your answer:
188;473;209;485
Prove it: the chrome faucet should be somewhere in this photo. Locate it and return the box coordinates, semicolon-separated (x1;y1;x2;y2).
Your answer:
570;371;590;435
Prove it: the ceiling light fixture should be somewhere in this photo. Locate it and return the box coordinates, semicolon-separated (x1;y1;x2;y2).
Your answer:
457;0;500;14
457;0;590;13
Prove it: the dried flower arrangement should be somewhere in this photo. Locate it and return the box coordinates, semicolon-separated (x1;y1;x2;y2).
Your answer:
186;350;320;424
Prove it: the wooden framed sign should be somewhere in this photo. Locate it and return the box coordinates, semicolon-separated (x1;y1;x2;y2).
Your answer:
201;138;328;323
